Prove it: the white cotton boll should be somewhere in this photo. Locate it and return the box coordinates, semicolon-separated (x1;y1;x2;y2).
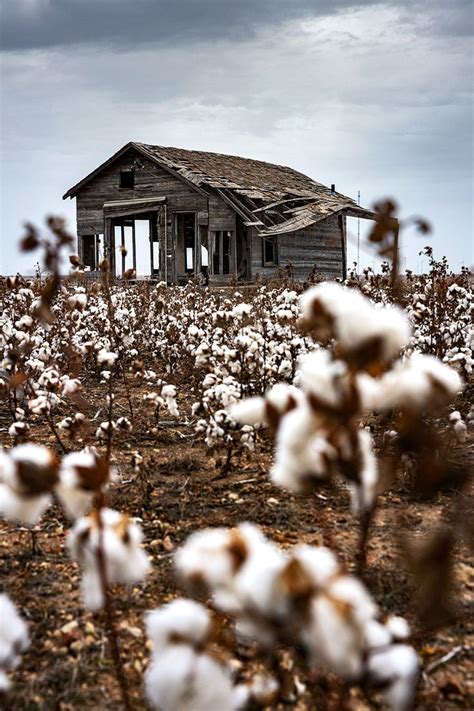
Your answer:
356;373;383;411
449;410;461;422
348;430;379;514
328;575;378;625
56;450;100;519
266;383;302;413
97;350;118;366
303;594;365;679
145;645;241;711
174;528;238;591
0;485;52;525
270;403;324;492
0;444;56;524
8;421;29;438
336;304;410;364
453;419;467;443
231;303;252;318
0;594;29;669
299;349;346;407
300;282;359;323
364;619;392;650
145;599;210;653
373;354;463;412
367;644;419;711
291;545;339;588
229;397;266;425
234;545;288;620
67;508;150;610
385;615;411;641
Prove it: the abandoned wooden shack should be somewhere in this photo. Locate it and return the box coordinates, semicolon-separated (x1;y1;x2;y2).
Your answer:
63;142;375;284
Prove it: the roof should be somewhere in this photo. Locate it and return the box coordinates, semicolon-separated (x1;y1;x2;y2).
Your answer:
64;142;374;235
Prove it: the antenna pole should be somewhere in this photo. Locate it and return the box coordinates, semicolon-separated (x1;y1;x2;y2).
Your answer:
357;190;361;272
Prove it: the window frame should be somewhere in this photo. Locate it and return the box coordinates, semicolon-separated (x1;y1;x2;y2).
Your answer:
262;237;278;267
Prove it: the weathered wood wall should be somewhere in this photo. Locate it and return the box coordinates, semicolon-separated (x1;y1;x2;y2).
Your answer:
75;147;208;235
250;214;344;281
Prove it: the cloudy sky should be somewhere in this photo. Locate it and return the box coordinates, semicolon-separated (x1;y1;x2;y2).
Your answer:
1;0;472;274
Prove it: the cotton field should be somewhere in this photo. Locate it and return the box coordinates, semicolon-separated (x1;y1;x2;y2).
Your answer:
0;234;472;709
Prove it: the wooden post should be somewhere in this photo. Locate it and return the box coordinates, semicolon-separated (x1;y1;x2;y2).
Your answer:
132;219;136;273
340;214;347;280
164;204;168;285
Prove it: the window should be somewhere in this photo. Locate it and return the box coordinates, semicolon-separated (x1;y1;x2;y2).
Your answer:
212;231;233;275
120;170;134;189
81;234;102;271
263;237;277;266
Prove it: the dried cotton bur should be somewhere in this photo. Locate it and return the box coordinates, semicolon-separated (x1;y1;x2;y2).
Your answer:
174;523;420;711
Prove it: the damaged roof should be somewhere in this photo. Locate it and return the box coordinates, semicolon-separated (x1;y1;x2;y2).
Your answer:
64;141;374;235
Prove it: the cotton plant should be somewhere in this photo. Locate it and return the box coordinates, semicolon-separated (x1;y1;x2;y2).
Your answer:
0;594;30;693
67;507;150;610
232;283;463;543
175;523;420;711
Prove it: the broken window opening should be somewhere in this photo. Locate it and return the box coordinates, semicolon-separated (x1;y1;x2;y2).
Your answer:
82;234;103;271
212;230;233;276
263;237;278;266
120;170;135;189
175;213;196;277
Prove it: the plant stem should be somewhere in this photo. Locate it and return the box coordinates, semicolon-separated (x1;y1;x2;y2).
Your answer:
95;503;132;711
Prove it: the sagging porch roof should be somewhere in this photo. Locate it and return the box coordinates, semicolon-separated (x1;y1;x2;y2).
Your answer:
64;141;375;235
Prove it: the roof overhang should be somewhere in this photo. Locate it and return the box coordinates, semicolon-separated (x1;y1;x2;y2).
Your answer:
259;203;377;238
103;196;166;218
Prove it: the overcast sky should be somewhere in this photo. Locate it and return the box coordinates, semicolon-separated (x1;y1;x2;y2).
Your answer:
1;0;473;274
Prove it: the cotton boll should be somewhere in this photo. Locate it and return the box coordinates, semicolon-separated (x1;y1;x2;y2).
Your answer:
145;644;241;711
97;350;118;366
373;354;462;412
291;545;340;588
0;594;29;669
234;544;288;620
367;644;419;711
270;402;327;492
385;615;411;641
364;619;392;650
453;419;467;443
303;594;366;679
145;599;211;654
8;421;30;438
337;304;410;367
303;573;379;678
0;444;57;524
0;485;51;525
67;508;150;610
298;350;348;408
175;527;239;592
229;397;266;425
56;450;109;519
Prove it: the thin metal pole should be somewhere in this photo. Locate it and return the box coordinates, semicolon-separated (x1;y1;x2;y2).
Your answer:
357;190;361;273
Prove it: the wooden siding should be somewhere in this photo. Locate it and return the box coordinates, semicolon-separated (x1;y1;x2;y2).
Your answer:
250;214;343;281
75;147;207;236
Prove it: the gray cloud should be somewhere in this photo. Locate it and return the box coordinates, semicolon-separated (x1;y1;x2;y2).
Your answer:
0;1;472;273
1;0;472;51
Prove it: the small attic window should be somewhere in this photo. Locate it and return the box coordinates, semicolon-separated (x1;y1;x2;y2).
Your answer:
120;170;134;189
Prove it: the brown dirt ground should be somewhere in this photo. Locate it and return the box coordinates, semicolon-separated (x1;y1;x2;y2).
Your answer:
1;381;473;711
